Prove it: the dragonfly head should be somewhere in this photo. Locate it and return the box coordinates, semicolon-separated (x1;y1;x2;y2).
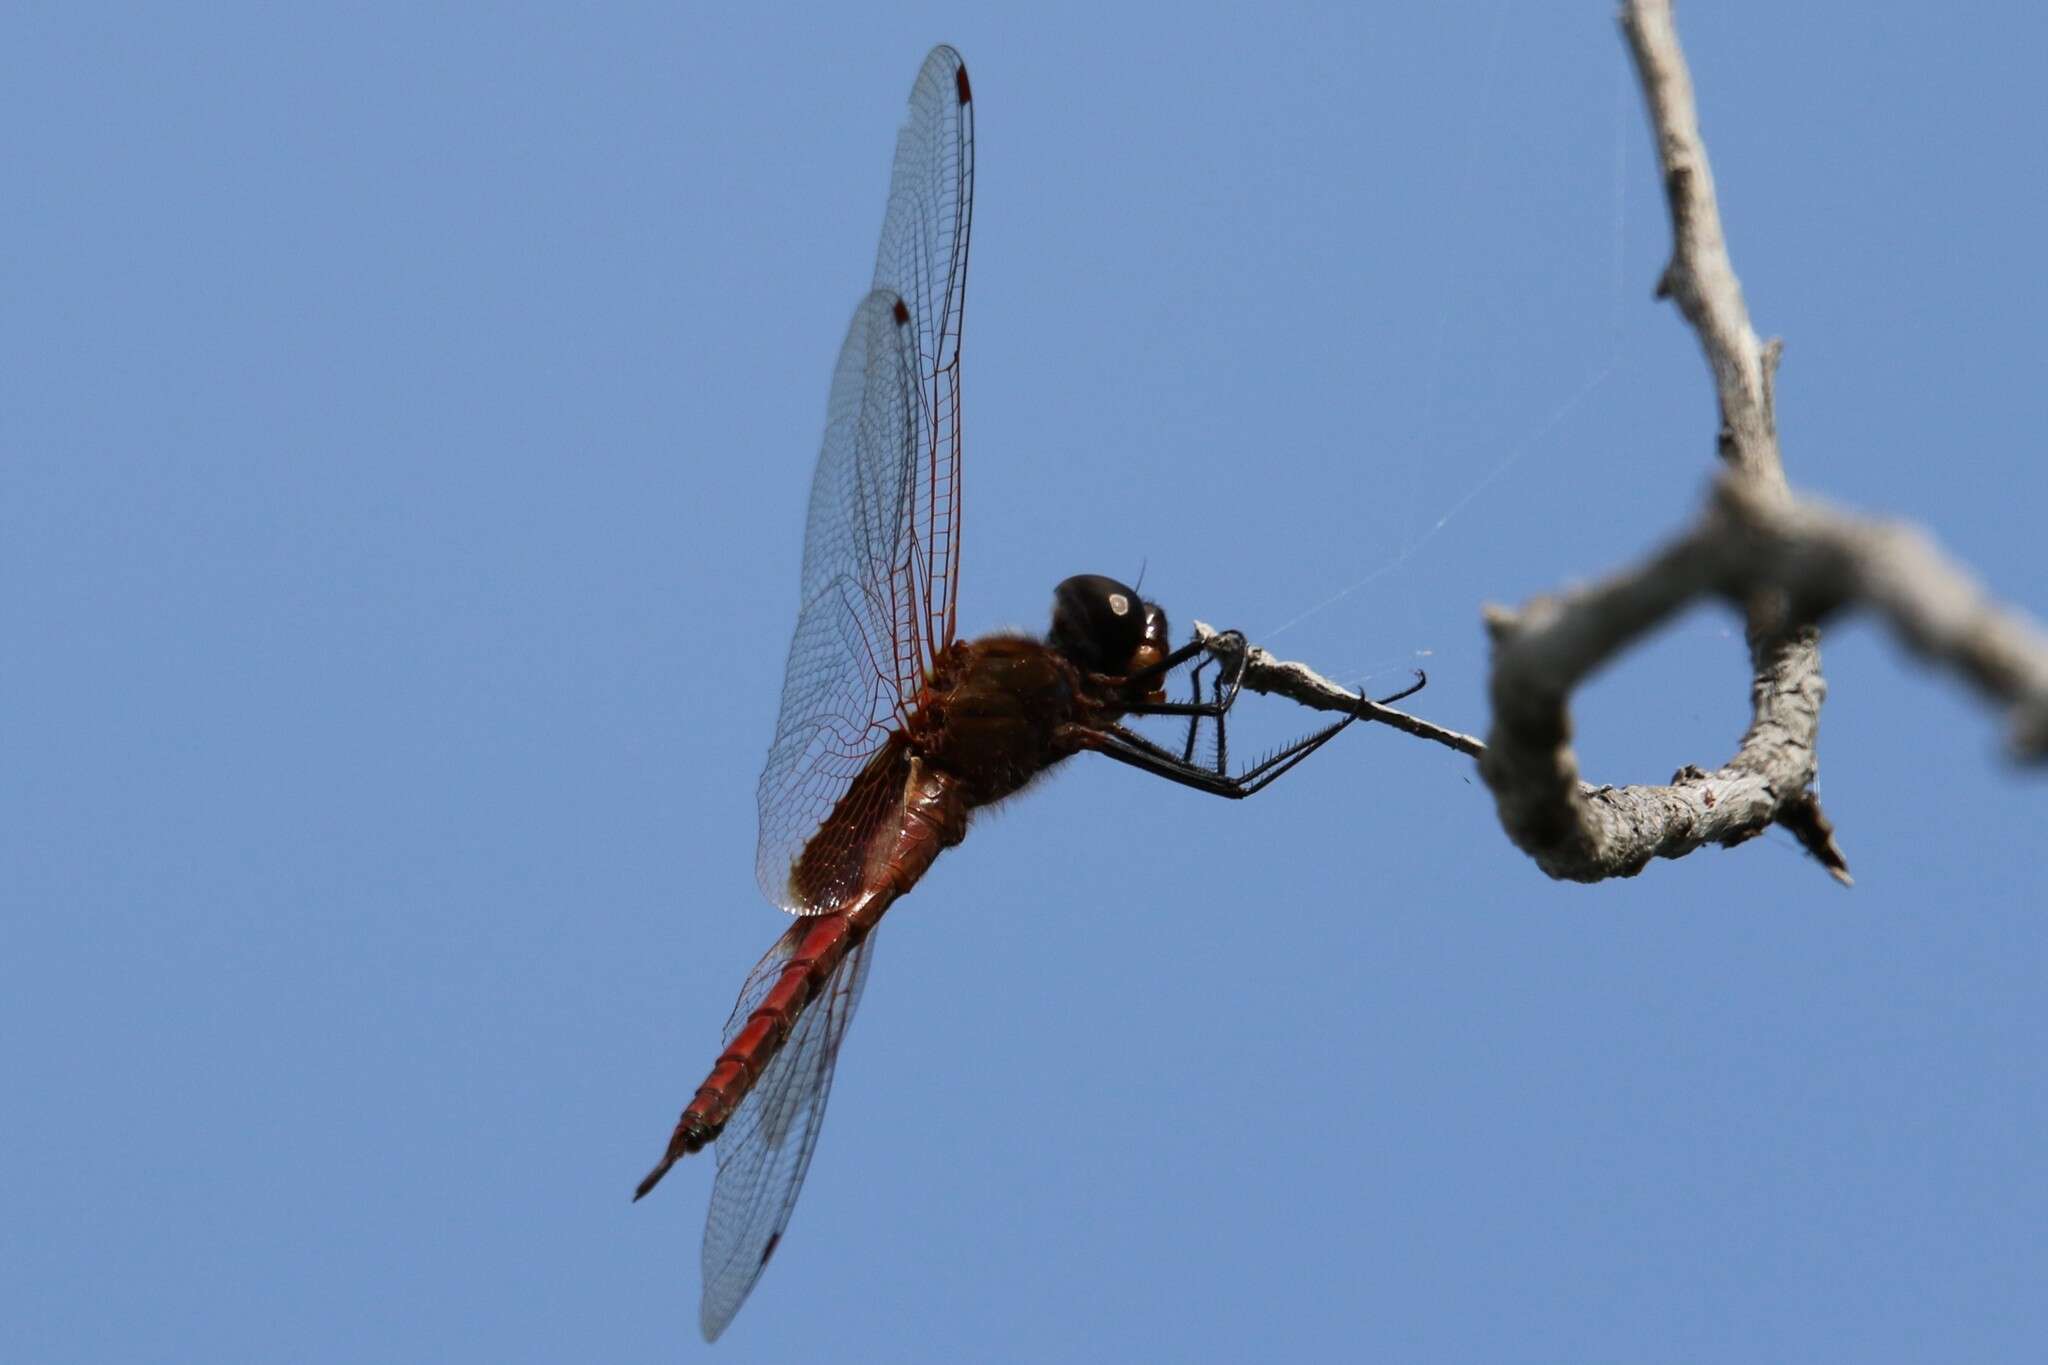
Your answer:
1048;574;1151;674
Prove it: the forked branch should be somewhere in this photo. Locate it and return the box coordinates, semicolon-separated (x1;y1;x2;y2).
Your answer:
1201;3;2045;883
1468;0;2045;885
1480;0;1840;883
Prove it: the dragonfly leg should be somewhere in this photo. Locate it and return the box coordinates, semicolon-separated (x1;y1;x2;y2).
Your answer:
1064;668;1427;799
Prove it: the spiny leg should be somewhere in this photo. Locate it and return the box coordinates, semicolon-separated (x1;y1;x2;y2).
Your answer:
1067;668;1429;799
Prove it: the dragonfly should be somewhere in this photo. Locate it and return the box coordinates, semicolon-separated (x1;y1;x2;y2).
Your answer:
635;44;1424;1342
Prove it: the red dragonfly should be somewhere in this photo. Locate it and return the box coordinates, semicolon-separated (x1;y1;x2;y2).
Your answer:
636;45;1422;1341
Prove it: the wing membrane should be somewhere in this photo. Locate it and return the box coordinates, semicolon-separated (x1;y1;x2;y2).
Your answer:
697;928;878;1341
872;44;973;665
755;45;975;912
755;291;920;910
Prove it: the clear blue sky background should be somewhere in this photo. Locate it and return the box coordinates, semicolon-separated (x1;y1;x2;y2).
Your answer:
5;3;2043;1361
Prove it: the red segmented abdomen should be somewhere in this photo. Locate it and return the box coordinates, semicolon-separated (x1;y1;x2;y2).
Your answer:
636;759;969;1200
679;911;870;1148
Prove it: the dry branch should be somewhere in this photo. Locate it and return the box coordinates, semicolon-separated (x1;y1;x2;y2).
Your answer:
1191;622;1484;759
1482;476;2048;883
1702;481;2048;759
1204;2;2045;883
1466;0;2045;885
1473;0;1839;883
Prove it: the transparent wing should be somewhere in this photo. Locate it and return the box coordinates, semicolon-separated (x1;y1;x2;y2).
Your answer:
756;46;974;913
872;44;973;662
698;926;878;1342
755;292;918;911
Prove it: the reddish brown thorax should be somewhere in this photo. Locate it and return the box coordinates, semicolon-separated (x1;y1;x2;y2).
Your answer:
787;575;1162;911
913;574;1165;809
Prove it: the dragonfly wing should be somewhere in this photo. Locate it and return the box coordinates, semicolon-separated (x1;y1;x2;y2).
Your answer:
756;45;974;913
698;929;878;1341
872;43;973;661
755;292;920;912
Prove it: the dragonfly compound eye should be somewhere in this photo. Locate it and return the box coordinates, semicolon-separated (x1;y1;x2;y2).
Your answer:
1049;574;1147;673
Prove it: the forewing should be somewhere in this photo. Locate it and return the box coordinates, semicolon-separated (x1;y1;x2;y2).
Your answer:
872;44;974;663
756;45;974;913
698;929;878;1342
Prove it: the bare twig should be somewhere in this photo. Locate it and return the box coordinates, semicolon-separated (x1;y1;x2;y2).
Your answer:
1481;475;2048;882
1191;622;1484;759
1214;4;2045;882
1707;480;2048;759
1624;0;1783;490
1477;0;1846;883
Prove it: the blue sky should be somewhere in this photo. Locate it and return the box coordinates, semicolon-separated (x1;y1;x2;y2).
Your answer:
4;3;2044;1361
